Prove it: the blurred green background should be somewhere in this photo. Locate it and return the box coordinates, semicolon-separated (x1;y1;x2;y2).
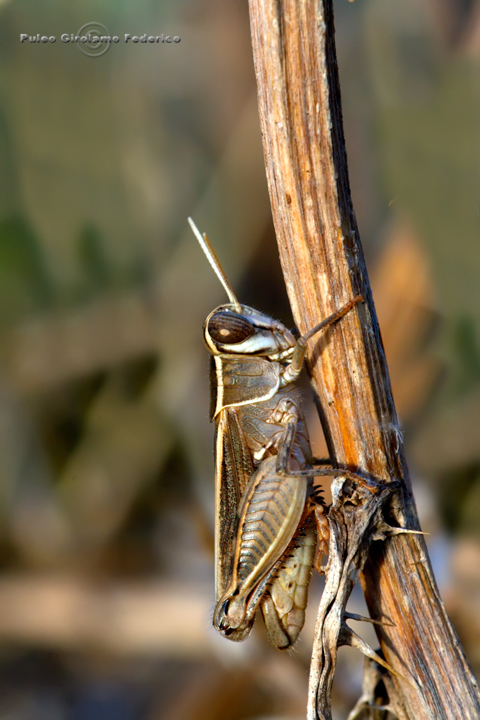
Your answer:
0;0;478;718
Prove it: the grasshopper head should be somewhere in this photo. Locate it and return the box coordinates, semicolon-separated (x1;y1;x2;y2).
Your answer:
188;217;296;361
203;304;296;361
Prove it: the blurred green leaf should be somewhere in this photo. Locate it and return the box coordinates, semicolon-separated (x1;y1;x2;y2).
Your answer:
0;214;52;324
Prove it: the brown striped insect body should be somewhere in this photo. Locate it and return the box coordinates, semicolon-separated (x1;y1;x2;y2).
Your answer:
189;218;359;649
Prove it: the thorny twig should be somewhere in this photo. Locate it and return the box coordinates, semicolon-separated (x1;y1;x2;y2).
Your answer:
309;476;421;719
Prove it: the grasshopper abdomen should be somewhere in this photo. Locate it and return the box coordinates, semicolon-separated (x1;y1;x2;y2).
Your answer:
262;517;317;648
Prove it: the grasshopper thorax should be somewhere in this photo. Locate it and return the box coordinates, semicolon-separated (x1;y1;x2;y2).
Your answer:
204;304;296;361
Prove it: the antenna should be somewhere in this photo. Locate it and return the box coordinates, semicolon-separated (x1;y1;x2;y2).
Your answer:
188;217;241;311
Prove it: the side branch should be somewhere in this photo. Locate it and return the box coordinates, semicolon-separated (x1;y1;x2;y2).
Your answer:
248;0;480;718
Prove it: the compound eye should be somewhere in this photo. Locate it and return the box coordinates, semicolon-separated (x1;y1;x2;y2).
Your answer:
208;312;254;345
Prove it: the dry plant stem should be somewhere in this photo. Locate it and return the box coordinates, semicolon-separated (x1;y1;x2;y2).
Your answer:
248;0;480;719
347;656;410;720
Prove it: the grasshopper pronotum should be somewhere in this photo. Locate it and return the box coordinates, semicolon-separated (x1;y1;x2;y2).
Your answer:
190;218;363;649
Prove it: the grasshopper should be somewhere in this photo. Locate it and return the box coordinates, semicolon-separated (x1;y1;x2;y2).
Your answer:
189;218;363;649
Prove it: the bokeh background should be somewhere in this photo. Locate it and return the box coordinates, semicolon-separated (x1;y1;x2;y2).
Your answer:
0;0;479;718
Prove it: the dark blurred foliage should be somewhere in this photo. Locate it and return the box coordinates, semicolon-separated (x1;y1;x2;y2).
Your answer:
0;0;478;718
